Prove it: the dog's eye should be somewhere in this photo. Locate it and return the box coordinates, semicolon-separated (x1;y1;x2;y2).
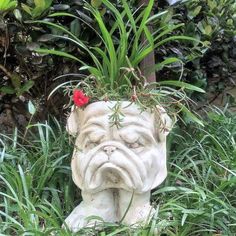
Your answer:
127;142;144;153
128;142;140;149
125;138;145;153
127;142;144;151
85;141;98;149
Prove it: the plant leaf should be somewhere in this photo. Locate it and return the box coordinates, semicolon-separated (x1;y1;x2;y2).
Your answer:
177;103;204;127
158;80;205;93
20;80;35;92
70;19;80;37
91;0;102;8
0;86;15;94
35;48;81;62
10;73;21;89
21;4;33;15
28;100;36;115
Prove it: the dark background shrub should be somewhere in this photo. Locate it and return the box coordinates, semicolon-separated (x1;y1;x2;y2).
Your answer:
0;0;235;133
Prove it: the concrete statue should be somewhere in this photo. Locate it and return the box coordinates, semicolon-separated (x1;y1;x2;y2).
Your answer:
64;101;172;232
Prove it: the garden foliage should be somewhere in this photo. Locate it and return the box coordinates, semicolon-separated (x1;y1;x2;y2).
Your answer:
0;109;235;234
157;0;236;97
0;1;236;235
0;0;235;121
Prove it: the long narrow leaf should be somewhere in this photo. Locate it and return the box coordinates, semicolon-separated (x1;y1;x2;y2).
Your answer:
48;12;77;17
177;103;204;127
35;48;81;62
51;35;103;73
121;0;137;34
153;57;181;70
92;47;111;81
146;10;168;24
131;0;154;60
90;5;117;87
101;0;128;84
30;20;79;42
145;57;182;76
155;35;204;48
30;19;103;71
158;80;205;93
153;23;184;42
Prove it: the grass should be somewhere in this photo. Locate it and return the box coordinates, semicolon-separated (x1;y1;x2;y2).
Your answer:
0;108;235;235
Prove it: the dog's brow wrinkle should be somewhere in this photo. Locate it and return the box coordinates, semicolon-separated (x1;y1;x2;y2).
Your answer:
119;125;155;143
80;127;98;136
83;110;107;121
121;121;148;129
123;111;149;122
79;123;106;141
83;120;105;130
136;130;156;143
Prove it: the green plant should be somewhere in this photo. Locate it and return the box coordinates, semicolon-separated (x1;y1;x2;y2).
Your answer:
0;107;235;235
0;0;234;133
156;107;236;235
21;0;52;19
157;0;236;102
33;0;207;125
0;121;76;235
0;64;34;96
0;0;77;132
0;0;17;17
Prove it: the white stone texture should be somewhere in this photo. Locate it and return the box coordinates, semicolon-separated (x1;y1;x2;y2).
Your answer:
64;101;172;232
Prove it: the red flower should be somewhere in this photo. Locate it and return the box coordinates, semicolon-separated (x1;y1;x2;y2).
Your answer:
73;89;89;107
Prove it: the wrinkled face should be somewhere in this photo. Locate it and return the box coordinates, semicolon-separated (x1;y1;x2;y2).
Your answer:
67;102;171;193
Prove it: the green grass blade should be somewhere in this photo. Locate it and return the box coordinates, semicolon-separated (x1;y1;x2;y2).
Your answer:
155;35;204;48
177;103;204;127
131;0;154;60
146;57;182;75
153;23;184;42
35;48;81;62
158;80;205;93
89;5;118;87
121;0;137;34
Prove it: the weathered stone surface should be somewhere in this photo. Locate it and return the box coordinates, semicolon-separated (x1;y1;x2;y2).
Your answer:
65;101;172;232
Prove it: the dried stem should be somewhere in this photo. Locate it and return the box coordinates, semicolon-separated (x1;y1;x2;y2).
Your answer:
0;64;12;78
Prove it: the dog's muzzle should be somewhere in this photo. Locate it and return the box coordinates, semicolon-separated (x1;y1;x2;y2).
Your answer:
77;141;147;192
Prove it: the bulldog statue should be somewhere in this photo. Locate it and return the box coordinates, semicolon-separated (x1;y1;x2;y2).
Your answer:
65;101;172;232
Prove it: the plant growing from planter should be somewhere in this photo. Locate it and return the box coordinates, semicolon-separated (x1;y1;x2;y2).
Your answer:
33;0;205;232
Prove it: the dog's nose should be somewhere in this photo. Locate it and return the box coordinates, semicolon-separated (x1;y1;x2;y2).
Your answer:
103;146;117;155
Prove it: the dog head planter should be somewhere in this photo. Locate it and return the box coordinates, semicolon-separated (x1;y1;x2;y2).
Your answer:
64;101;172;232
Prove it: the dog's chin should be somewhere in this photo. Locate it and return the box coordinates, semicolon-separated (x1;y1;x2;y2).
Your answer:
81;148;145;192
88;163;135;191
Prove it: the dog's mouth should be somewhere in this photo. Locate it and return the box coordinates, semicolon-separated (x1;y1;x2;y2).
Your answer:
91;162;134;187
84;160;143;191
82;144;145;191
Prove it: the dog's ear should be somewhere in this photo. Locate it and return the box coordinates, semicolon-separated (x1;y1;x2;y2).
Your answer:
151;106;171;189
66;107;80;136
154;106;172;142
